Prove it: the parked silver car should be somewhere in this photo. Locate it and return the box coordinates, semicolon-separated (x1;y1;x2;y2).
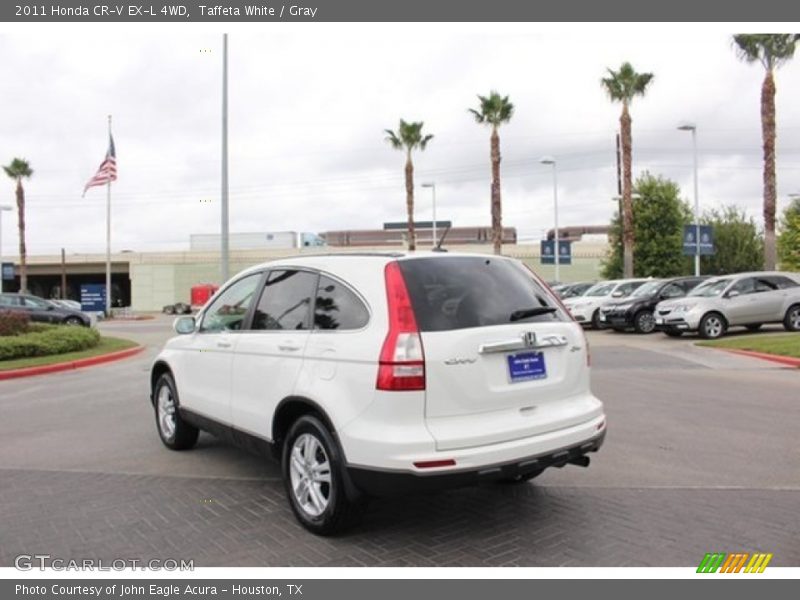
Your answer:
654;271;800;339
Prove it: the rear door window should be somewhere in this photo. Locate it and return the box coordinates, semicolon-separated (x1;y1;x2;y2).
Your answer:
764;275;798;289
398;257;566;331
314;275;369;330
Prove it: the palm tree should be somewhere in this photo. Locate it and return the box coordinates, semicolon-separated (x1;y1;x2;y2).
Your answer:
2;158;33;293
384;120;434;251
733;34;799;271
469;91;514;255
601;63;654;278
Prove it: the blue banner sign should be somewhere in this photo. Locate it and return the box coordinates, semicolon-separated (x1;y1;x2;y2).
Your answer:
540;240;572;265
683;225;714;256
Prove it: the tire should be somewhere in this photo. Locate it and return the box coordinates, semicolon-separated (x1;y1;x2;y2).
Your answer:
495;468;545;485
164;305;175;315
153;373;199;450
282;415;366;536
698;312;727;340
745;324;763;332
663;329;683;338
64;316;84;326
591;309;605;330
784;304;800;332
633;310;656;334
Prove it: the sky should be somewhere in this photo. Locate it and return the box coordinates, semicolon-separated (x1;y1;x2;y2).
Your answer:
0;23;799;256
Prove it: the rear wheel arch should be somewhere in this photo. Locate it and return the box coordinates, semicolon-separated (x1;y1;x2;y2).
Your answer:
272;396;339;459
272;396;362;503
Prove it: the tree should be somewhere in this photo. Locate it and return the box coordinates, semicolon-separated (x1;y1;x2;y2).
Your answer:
469;91;514;255
2;158;33;293
778;198;800;271
601;62;655;278
384;120;434;252
601;173;691;279
732;34;799;270
700;206;764;275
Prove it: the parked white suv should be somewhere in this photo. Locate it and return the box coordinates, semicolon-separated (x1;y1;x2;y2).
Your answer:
655;271;800;338
150;253;606;534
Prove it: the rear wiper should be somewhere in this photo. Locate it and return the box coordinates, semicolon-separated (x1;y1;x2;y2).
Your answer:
509;306;558;321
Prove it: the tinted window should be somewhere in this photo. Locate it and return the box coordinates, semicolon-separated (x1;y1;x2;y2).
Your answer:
251;270;317;331
615;281;645;296
0;295;21;307
23;296;50;309
730;278;757;295
765;276;798;289
314;275;369;331
398;257;566;332
754;278;777;293
200;273;261;332
660;283;686;299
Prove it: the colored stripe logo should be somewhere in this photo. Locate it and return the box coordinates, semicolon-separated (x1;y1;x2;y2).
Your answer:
697;552;773;573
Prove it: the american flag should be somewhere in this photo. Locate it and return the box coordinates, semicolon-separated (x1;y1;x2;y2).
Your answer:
83;134;117;196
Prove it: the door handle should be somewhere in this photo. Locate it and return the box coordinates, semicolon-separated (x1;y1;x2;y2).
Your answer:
216;341;232;348
278;343;301;352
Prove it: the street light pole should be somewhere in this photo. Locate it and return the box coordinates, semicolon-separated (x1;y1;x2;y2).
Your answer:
0;205;12;294
679;123;700;276
540;157;559;282
421;182;436;247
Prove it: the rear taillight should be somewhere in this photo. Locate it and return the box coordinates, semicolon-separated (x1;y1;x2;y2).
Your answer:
376;261;426;391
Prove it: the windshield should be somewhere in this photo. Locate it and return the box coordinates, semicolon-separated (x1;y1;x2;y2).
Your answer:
584;283;615;297
630;280;663;298
689;278;731;297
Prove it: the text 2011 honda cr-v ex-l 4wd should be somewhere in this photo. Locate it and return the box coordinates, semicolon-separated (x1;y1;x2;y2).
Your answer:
149;253;606;534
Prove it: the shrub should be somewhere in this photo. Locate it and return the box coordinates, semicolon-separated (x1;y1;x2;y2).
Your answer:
0;325;100;361
0;311;31;337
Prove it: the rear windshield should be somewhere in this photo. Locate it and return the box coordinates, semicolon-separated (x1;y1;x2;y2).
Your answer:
398;257;567;331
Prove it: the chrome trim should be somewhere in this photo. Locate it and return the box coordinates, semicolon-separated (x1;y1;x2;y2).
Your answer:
479;333;568;354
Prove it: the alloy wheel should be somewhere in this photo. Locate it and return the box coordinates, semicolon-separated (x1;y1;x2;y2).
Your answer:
289;433;332;518
157;385;177;440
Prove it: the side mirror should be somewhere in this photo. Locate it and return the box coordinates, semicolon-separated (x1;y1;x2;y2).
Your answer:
726;290;740;299
611;291;624;298
174;316;196;335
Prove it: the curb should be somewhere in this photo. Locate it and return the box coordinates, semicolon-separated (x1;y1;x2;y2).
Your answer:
0;345;146;381
720;348;800;368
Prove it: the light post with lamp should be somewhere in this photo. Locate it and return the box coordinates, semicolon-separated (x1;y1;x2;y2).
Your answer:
539;157;560;282
678;122;700;275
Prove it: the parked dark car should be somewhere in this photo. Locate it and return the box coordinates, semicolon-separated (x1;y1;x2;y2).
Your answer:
0;293;91;327
598;276;708;333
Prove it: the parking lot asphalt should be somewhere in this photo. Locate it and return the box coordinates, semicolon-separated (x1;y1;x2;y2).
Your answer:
1;316;798;567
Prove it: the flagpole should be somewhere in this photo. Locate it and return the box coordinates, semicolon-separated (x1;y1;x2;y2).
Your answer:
221;33;230;282
106;114;112;317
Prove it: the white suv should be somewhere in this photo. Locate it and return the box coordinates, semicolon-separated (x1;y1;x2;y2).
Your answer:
150;253;606;534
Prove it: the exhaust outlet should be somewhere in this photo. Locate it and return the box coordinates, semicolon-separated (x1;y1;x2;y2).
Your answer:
568;456;590;468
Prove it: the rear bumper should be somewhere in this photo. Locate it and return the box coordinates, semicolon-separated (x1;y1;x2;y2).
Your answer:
348;430;605;496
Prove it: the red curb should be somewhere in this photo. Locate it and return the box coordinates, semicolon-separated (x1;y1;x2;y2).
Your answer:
720;348;800;368
0;345;146;381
